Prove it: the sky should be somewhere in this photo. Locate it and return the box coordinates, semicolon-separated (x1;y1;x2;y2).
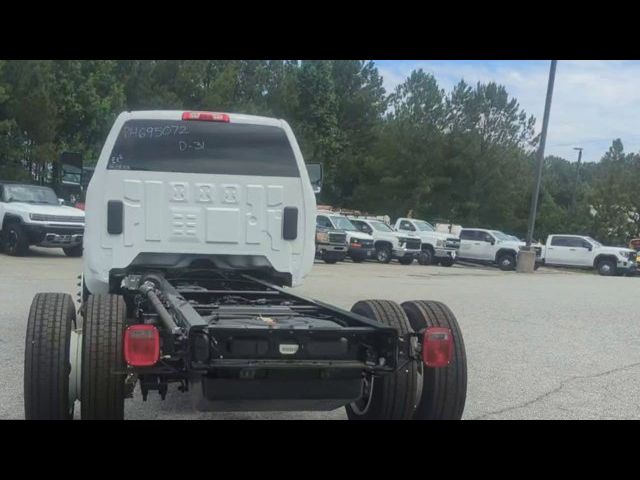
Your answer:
373;60;640;163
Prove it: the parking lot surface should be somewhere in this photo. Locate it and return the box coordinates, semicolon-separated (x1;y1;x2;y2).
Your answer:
2;248;640;419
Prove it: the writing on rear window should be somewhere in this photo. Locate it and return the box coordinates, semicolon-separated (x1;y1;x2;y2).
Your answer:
108;119;299;177
179;140;205;152
123;124;189;139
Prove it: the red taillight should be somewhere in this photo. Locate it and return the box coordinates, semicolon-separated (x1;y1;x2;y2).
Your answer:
124;325;160;367
423;327;453;367
182;111;230;122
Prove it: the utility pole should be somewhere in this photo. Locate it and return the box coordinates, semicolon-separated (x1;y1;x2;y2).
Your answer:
525;60;558;247
570;147;583;214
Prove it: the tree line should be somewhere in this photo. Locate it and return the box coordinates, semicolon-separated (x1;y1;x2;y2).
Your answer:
0;60;637;246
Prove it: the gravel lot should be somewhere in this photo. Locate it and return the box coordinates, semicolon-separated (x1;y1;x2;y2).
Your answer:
2;248;640;420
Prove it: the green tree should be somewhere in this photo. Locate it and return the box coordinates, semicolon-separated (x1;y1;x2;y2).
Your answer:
0;60;26;180
441;80;537;228
294;60;342;202
2;60;59;182
589;139;637;244
351;70;446;218
0;58;637;247
51;60;126;163
326;61;387;206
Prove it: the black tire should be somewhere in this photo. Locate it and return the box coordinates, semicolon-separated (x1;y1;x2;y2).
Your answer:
596;259;616;276
24;293;76;420
401;300;467;420
375;245;392;264
345;300;418;420
63;245;83;257
497;252;516;271
3;222;29;256
418;248;434;266
351;255;365;263
81;294;126;420
439;257;455;267
323;258;338;264
399;257;414;265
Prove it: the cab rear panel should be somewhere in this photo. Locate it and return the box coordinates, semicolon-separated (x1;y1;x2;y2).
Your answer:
84;111;316;293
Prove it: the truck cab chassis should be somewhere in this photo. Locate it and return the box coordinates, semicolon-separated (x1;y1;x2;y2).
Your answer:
23;111;467;420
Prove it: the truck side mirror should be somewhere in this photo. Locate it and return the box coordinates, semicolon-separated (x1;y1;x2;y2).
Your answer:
306;163;323;194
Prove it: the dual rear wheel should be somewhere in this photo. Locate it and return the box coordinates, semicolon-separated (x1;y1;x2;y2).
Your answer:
24;295;467;420
345;299;467;420
24;293;126;420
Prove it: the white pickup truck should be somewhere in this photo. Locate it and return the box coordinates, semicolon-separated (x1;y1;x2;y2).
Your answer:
543;234;636;276
394;218;460;266
458;228;542;271
0;182;85;256
316;212;375;262
349;216;422;264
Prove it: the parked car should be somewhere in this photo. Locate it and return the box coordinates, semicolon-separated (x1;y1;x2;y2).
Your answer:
315;224;348;264
394;217;459;266
458;228;542;271
348;216;421;264
543;234;636;276
316;212;375;262
0;181;85;256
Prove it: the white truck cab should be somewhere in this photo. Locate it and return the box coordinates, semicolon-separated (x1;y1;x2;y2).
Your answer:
348;216;421;264
316;211;375;262
394;217;459;266
0;182;85;256
83;110;316;294
458;228;541;270
544;234;636;276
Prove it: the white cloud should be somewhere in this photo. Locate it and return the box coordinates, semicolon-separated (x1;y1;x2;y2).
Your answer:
375;60;640;163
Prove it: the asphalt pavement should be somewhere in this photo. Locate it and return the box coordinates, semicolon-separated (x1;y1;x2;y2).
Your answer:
2;248;639;419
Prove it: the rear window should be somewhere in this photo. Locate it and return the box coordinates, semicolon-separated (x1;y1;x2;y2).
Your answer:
107;119;299;177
